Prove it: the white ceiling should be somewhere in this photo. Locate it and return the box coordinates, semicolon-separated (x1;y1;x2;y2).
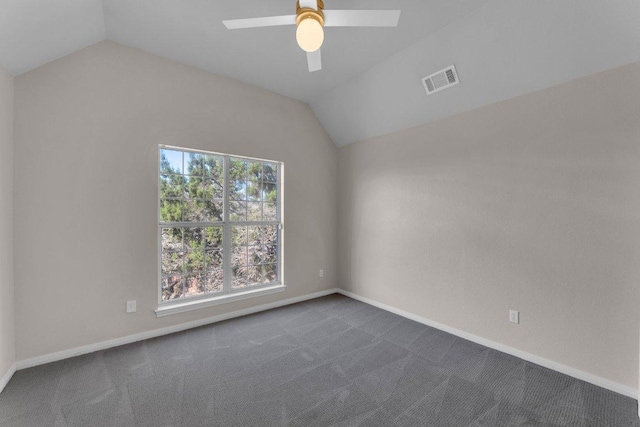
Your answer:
103;0;489;102
0;0;105;75
0;0;486;102
1;0;639;146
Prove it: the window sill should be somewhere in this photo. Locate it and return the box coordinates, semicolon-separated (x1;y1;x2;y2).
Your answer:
155;284;286;318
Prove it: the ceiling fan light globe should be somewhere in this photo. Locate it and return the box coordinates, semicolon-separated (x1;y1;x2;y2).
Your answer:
296;18;324;52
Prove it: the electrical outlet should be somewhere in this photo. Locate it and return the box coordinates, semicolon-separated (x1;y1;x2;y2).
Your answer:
509;310;519;324
319;269;324;278
126;300;137;313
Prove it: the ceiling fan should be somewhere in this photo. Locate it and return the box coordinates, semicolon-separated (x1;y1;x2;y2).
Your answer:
223;0;401;72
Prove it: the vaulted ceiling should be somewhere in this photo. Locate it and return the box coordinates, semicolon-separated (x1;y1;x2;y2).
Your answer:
1;0;639;146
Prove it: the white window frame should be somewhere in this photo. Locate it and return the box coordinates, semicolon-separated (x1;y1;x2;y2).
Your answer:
156;145;284;317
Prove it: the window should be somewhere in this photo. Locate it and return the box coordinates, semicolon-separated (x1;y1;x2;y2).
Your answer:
158;146;282;310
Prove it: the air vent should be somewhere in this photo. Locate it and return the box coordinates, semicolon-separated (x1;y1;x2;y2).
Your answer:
422;65;459;95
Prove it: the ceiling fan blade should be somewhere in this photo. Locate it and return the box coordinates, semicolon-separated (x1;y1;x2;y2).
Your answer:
223;15;296;30
323;10;401;27
307;50;322;72
299;0;318;11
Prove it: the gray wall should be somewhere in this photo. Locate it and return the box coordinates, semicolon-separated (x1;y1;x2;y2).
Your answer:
338;62;640;389
14;41;338;361
0;65;14;381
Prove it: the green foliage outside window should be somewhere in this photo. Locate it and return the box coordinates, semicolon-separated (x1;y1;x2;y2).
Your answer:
159;148;280;302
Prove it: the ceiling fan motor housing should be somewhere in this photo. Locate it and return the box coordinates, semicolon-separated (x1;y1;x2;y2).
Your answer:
296;0;325;27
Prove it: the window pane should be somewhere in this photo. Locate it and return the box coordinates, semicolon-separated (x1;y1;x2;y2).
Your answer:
232;246;248;267
230;201;247;222
160;199;183;223
162;250;183;276
184;272;205;297
183;199;202;222
247;226;261;245
247;226;277;263
203;200;223;222
162;275;184;301
247;202;262;221
247;161;262;181
232;233;248;290
260;225;278;245
246;181;261;201
205;249;223;269
161;228;183;252
262;263;278;283
231;180;246;201
249;244;277;265
262;183;277;203
247;264;262;286
206;269;224;294
264;203;277;221
262;245;278;264
229;158;247;180
205;244;223;294
186;175;205;199
160;174;184;199
232;267;247;289
203;179;224;199
204;155;224;179
160;149;183;174
263;163;277;182
185;153;204;176
205;227;223;249
184;250;205;273
248;245;262;265
231;226;247;246
184;228;204;250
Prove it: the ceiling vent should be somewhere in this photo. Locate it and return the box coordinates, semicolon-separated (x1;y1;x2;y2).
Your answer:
422;65;459;95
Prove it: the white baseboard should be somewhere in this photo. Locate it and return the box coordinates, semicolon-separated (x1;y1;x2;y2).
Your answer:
16;288;339;371
0;363;16;394
337;289;638;400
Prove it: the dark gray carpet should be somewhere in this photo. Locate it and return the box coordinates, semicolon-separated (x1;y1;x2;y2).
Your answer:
0;294;638;426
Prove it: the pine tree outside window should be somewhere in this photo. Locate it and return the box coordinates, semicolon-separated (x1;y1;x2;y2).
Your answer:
158;146;282;311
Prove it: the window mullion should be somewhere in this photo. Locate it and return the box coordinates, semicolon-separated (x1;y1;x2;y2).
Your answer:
278;163;283;285
222;155;232;293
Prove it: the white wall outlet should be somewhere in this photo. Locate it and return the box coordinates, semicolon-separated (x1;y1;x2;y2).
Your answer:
319;269;324;278
126;300;137;313
509;310;519;324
